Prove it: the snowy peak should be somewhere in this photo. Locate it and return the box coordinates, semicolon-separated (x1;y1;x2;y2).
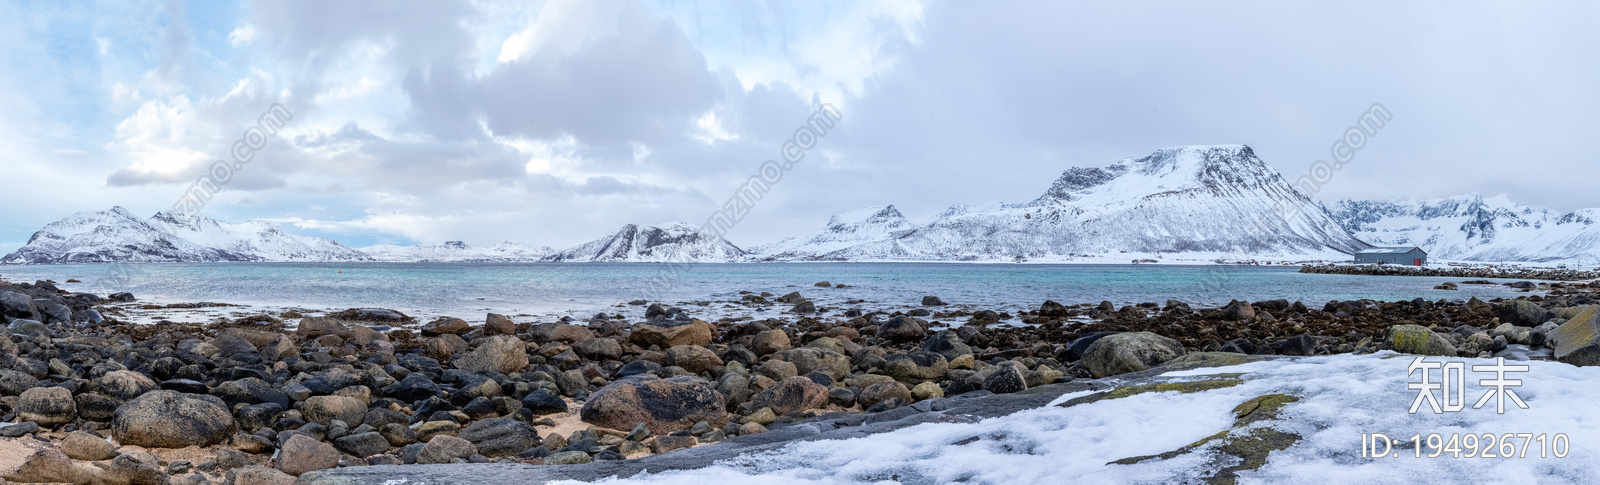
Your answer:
545;222;745;262
753;206;916;259
2;207;370;264
756;145;1369;261
1330;194;1600;262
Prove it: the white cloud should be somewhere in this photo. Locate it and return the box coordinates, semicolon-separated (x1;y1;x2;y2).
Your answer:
228;24;257;47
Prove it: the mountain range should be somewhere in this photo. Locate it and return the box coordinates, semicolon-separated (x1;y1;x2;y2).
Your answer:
6;145;1593;264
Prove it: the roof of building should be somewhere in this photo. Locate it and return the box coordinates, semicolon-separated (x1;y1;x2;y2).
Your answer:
1354;246;1426;255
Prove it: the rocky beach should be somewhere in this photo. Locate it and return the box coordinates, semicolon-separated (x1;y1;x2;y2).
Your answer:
0;274;1598;484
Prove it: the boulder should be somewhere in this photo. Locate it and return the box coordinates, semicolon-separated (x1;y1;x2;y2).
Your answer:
6;319;50;339
112;390;237;448
453;335;529;374
580;376;728;435
17;386;75;426
485;313;517;336
1222;300;1257;320
922;296;947;306
1062;332;1115;362
748;376;829;415
876;315;926;342
97;370;156;400
302;395;367;427
630;320;715;348
520;388;569;415
1039;300;1069;317
920;331;972;361
857;381;912;409
664;345;723;374
416;435;478;464
752;329;791;355
421;317;472;336
228;466;296;485
1385;324;1458;357
534;323;596;343
277;434;338;476
1550;306;1600;366
1499;300;1553;327
881;351;949;383
781;347;851;381
984;362;1029;394
0;369;38;396
1079;332;1186;378
296;317;350;339
61;430;117;461
573;338;623;360
457;418;541;458
333;431;391;458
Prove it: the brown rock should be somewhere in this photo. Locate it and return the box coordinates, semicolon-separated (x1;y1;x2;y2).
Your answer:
296;317;350;338
857;381;912;409
663;345;723;374
97;370;156;401
228;465;296;485
630;320;715;348
454;335;529;374
276;434;338;476
422;317;472;336
752;330;791;355
748;376;829;415
61;430;116;461
485;313;517;336
301;395;367;427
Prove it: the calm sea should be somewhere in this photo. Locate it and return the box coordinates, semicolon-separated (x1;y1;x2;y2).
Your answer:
0;262;1542;322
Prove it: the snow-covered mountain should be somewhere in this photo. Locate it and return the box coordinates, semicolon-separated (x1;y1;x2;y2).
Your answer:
752;205;916;259
360;240;555;262
1;207;370;264
544;222;746;262
1329;194;1600;263
754;145;1370;261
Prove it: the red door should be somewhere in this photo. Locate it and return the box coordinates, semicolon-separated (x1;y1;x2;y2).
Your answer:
1413;258;1421;266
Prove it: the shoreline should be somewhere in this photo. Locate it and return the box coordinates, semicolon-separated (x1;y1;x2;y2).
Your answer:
0;276;1597;482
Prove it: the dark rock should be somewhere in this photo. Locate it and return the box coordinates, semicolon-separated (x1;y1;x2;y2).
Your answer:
579;376;728;435
1499;300;1553;327
921;296;946;306
921;330;972;361
876;315;926;342
18;386;75;426
1222;300;1257;321
1039;300;1068;317
1062;332;1115;362
334;431;391;458
213;377;290;408
238;402;286;431
458;417;541;458
383;373;441;403
417;435;478;465
983;363;1028;394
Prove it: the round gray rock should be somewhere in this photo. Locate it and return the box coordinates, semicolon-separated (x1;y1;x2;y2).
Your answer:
111;391;237;448
1079;332;1187;378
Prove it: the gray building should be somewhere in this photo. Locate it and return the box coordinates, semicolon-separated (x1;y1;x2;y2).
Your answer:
1353;246;1427;265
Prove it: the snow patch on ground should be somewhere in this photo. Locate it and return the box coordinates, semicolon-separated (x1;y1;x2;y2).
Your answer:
567;353;1600;484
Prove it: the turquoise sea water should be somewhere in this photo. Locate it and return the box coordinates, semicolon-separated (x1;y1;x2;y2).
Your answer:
0;263;1543;322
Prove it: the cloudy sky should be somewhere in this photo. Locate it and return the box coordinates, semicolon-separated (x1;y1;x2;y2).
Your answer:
2;0;1596;252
